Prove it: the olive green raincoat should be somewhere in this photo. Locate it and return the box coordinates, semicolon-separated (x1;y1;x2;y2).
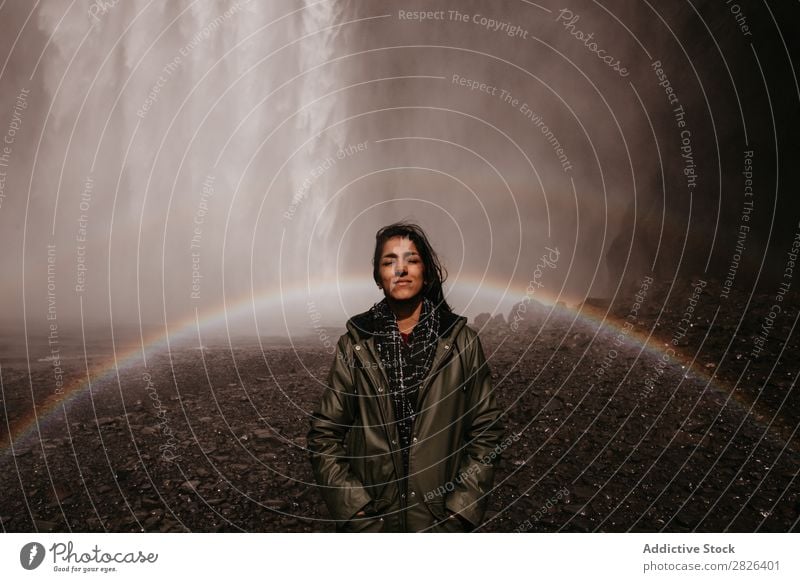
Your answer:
307;308;505;532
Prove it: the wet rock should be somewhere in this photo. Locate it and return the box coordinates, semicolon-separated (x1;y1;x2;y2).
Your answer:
143;515;162;529
141;496;161;508
34;519;59;532
180;480;200;492
252;429;281;443
474;313;491;328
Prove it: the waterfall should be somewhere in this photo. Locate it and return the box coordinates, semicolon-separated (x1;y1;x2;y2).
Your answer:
26;0;346;334
288;0;349;282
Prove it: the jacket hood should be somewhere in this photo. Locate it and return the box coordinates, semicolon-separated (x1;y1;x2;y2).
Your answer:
345;303;467;343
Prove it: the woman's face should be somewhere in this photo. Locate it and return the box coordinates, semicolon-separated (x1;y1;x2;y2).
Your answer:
378;236;425;301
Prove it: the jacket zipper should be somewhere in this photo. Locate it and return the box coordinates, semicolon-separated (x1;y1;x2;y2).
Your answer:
352;317;466;530
415;319;466;404
352;344;404;487
404;322;464;530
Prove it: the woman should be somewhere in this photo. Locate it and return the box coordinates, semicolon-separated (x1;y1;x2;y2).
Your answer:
307;222;505;532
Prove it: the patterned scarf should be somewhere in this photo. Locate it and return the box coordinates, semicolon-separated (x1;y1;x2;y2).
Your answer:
370;296;441;480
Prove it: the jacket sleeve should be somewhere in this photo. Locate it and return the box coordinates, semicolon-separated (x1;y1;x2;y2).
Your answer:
445;331;506;527
306;335;373;523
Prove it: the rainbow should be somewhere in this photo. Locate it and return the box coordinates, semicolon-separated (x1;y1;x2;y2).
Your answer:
0;277;787;456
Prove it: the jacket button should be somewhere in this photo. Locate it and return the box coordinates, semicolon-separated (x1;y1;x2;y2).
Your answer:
378;387;383;392
410;491;416;497
412;437;418;443
444;344;450;349
391;440;396;445
354;345;361;350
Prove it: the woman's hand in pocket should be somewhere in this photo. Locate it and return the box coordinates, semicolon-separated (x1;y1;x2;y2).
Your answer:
354;499;377;518
343;503;384;533
446;511;472;531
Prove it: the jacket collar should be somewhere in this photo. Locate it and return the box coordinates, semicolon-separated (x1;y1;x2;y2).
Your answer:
345;303;465;343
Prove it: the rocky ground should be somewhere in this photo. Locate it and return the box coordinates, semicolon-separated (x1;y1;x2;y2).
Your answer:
0;277;798;532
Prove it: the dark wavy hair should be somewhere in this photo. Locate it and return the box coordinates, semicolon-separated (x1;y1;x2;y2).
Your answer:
372;221;453;313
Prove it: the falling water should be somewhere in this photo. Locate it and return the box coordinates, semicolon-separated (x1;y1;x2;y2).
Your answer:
2;0;795;341
15;0;354;337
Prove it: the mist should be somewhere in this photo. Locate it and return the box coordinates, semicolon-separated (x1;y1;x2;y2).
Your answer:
0;0;796;344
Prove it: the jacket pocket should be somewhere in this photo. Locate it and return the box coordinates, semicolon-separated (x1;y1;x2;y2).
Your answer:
424;500;466;533
340;511;386;533
346;424;365;478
